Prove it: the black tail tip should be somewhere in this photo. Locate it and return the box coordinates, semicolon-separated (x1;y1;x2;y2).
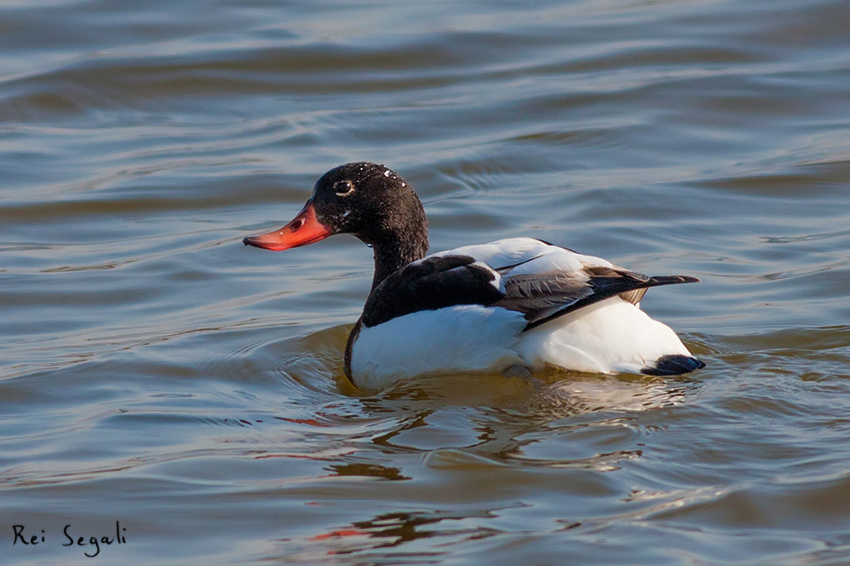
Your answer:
642;355;706;376
650;275;701;285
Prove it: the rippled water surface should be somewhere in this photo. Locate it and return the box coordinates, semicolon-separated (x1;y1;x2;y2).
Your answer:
3;0;850;564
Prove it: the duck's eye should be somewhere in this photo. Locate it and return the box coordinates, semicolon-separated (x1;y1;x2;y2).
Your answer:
334;180;355;196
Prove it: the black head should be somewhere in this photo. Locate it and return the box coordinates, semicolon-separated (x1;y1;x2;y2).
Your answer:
244;162;429;287
310;162;427;245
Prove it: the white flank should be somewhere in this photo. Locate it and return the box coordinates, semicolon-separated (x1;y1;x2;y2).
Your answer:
517;297;692;374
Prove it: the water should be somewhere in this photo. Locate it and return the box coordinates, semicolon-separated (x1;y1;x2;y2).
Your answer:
2;0;849;563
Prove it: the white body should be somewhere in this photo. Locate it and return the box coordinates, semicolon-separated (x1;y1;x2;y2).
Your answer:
348;238;695;391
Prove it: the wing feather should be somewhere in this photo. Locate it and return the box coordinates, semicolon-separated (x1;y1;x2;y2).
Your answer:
361;254;502;327
360;239;699;335
500;263;699;331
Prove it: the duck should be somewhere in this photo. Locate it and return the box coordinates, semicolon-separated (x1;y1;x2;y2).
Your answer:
244;162;705;391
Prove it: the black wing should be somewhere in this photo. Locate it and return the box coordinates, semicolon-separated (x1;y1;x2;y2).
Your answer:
360;251;699;333
361;254;503;327
497;265;698;331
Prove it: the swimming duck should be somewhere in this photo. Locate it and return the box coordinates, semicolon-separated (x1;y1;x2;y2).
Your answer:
244;162;705;391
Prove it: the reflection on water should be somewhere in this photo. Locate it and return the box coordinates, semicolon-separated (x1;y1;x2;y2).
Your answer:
3;0;850;563
543;375;686;414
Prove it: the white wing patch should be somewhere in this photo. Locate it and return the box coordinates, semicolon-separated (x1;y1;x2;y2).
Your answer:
433;238;613;277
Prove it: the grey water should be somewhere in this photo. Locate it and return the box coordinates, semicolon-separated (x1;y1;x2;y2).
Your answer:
2;0;850;564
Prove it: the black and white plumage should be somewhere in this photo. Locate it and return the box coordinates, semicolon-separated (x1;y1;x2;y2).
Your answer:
244;162;705;391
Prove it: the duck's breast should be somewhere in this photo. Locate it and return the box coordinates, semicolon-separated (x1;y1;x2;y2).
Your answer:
348;304;526;391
